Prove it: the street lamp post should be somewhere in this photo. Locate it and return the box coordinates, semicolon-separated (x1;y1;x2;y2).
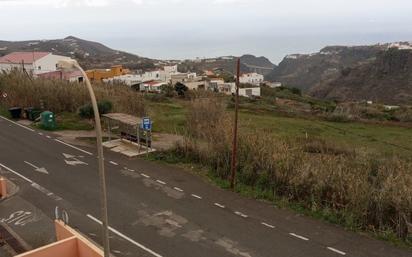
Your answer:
58;60;110;257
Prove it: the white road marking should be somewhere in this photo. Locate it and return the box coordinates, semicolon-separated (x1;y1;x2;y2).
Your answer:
234;211;248;218
141;173;150;178
24;161;38;169
173;187;183;192
124;167;135;172
261;222;275;229
289;233;309;241
0;163;61;201
30;183;62;201
46;136;51;139
156;180;166;185
214;203;225;208
191;194;202;199
109;161;119;166
31;183;49;194
87;214;163;257
55;139;93;156
38;133;43;136
0;162;33;183
0;116;35;132
327;247;346;255
23;161;49;174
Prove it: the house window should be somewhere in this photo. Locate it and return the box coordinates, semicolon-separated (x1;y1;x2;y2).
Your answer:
38;66;41;70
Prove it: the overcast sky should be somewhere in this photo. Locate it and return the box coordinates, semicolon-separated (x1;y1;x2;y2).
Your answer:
1;0;412;63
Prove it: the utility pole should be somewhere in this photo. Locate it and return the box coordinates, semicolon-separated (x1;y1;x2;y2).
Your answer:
230;58;240;190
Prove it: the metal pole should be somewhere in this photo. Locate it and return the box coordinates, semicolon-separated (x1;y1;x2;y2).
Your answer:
230;58;240;190
74;62;111;257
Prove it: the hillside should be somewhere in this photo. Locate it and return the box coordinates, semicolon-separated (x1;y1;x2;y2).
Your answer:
0;36;156;70
178;54;276;76
265;45;386;91
311;47;412;104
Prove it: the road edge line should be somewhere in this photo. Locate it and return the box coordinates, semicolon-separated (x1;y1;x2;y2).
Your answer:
0;115;35;132
86;214;163;257
54;139;93;156
0;162;33;183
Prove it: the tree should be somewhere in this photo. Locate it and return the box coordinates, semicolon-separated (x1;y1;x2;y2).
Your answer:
160;84;175;97
175;82;188;97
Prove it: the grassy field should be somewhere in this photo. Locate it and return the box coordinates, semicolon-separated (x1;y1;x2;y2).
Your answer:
144;98;412;158
239;111;412;157
147;100;187;134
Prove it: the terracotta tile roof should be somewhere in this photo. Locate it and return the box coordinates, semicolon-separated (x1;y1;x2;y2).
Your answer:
0;52;50;64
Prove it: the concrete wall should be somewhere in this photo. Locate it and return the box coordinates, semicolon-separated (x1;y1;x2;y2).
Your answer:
35;54;72;74
15;220;103;257
0;177;7;198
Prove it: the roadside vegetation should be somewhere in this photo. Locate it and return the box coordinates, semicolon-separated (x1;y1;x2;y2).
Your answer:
153;97;412;247
0;71;146;129
0;71;411;246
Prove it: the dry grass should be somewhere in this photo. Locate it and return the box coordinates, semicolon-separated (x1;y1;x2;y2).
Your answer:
0;71;145;116
175;97;412;241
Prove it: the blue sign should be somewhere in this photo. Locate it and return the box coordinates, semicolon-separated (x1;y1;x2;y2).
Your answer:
142;117;151;131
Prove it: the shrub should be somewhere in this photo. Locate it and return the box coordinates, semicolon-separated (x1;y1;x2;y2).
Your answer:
78;100;113;119
172;99;412;241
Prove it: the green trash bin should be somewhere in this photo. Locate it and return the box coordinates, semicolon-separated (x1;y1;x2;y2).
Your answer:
40;111;56;130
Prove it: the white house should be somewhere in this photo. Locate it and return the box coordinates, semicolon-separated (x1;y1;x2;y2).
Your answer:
106;74;142;87
214;82;261;97
140;80;167;93
0;52;72;75
239;72;264;85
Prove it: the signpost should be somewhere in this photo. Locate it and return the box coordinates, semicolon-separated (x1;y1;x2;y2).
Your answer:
142;117;151;131
141;117;152;155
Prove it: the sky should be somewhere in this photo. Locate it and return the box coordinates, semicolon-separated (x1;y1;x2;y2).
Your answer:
1;0;412;63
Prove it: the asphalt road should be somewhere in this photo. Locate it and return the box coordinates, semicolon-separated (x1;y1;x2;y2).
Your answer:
0;115;411;257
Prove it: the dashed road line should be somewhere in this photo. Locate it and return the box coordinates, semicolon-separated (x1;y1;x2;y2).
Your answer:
46;135;51;139
327;247;346;255
31;183;62;201
109;161;119;166
124;167;135;172
87;214;163;257
54;139;93;156
141;173;150;178
234;211;248;218
214;203;225;208
173;187;183;192
289;233;309;241
38;132;43;136
156;180;166;185
191;194;202;199
0;116;35;132
261;222;275;229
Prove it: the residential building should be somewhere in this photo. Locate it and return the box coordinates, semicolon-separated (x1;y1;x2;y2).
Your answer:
140;80;167;93
266;82;282;88
86;65;129;81
184;81;206;90
37;70;84;83
239;72;264;85
214;82;261;97
170;73;199;84
0;52;73;75
107;74;142;87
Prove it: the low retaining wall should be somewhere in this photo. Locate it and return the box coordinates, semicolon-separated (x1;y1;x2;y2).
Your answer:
0;177;7;198
15;220;103;257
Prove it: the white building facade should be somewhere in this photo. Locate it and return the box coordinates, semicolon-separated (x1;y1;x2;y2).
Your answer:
0;52;72;75
239;72;264;85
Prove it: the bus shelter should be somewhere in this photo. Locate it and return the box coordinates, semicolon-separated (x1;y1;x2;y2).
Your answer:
102;113;153;156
